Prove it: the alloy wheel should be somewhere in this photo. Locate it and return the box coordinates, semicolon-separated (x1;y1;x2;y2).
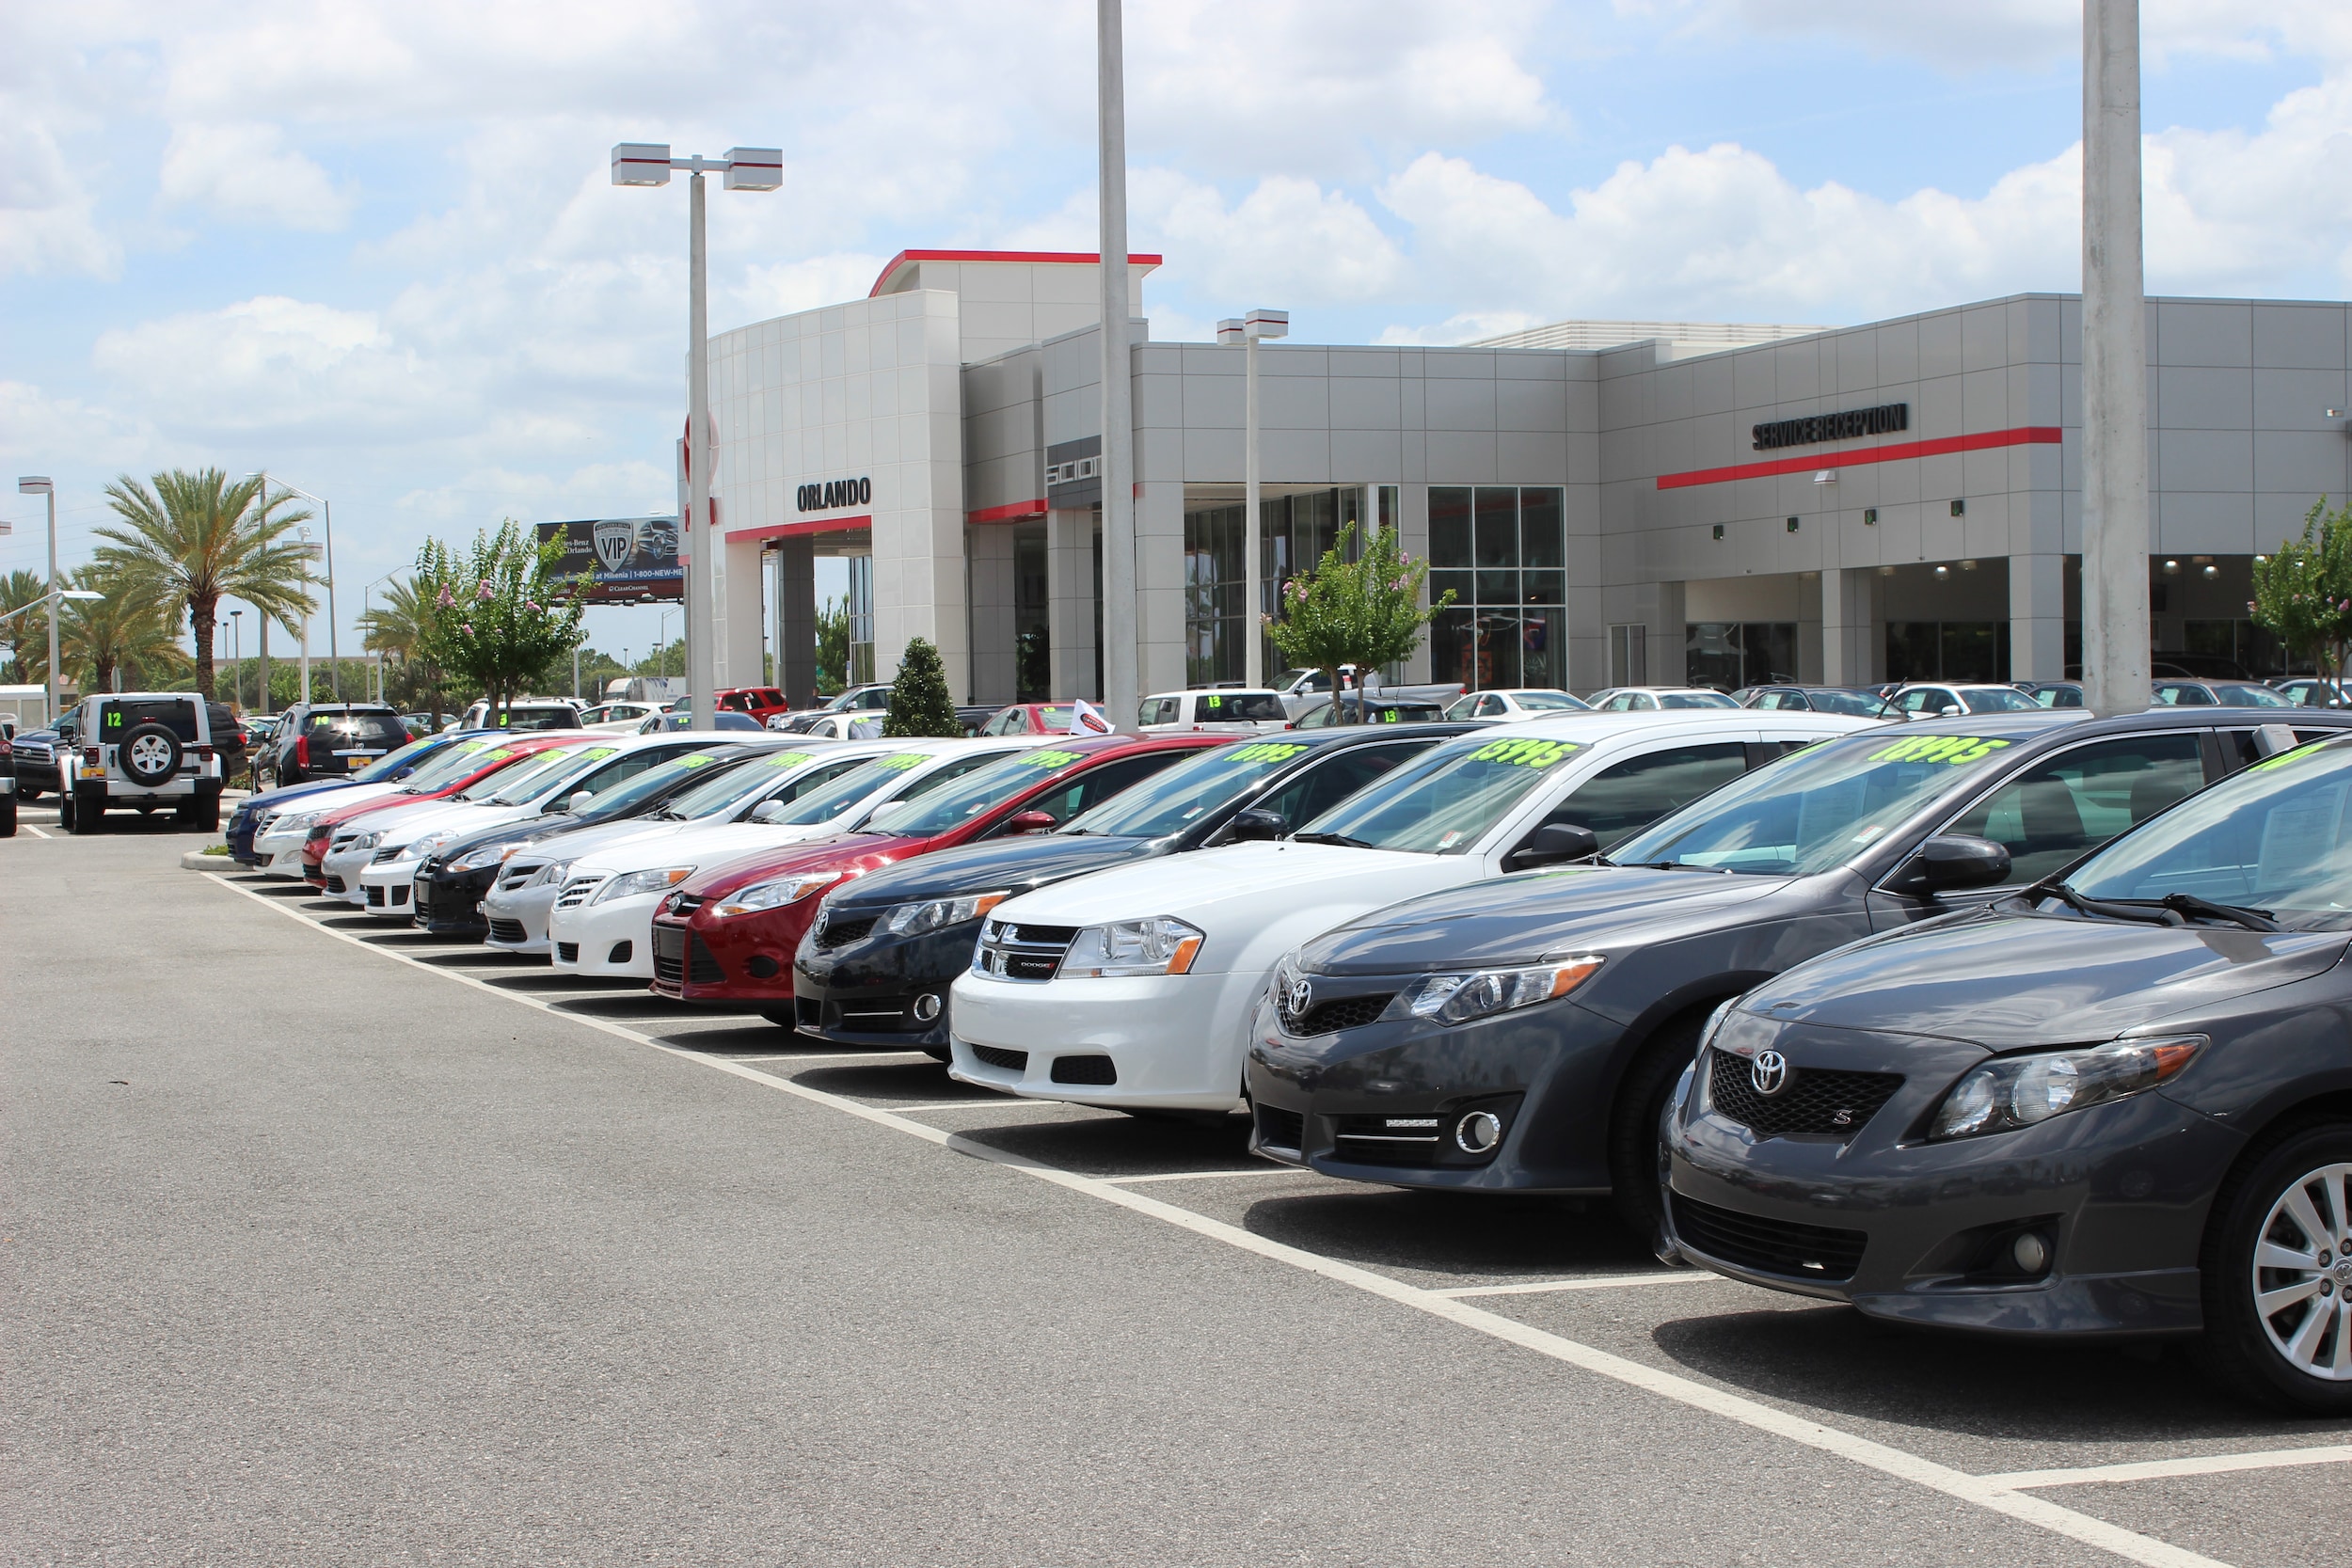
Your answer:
2252;1160;2352;1381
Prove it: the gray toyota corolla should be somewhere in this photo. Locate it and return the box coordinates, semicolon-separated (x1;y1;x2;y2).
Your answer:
1247;708;2352;1232
1664;736;2352;1413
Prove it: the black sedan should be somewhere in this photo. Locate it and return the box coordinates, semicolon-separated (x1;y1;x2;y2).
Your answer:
1246;707;2352;1231
792;723;1477;1053
1664;734;2352;1413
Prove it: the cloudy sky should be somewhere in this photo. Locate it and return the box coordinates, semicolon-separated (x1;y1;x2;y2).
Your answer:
4;0;2349;668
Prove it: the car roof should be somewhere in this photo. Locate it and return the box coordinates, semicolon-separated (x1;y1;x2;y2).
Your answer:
1435;706;1875;754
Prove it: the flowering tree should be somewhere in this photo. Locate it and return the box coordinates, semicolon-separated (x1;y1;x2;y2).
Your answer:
411;519;587;725
1263;524;1454;722
2249;499;2352;684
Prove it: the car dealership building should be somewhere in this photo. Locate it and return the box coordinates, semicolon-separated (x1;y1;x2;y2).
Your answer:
693;249;2352;704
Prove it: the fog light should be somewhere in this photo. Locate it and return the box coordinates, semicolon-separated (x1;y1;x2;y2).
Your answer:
2010;1232;2050;1275
912;992;943;1022
1455;1110;1502;1154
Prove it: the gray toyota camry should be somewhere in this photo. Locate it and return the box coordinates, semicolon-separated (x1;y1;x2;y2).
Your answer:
1664;735;2352;1413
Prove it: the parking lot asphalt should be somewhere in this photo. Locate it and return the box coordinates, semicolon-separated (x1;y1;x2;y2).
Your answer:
6;806;2350;1566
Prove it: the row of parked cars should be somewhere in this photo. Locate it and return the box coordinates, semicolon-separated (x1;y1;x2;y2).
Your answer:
216;689;2352;1412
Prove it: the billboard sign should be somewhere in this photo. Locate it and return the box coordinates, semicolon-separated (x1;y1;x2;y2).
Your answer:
538;516;682;602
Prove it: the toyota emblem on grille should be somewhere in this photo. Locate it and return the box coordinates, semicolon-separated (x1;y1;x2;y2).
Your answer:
1286;974;1314;1020
1751;1050;1790;1097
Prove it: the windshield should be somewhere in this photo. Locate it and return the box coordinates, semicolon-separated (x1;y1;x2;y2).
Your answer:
2211;682;2294;708
769;752;939;825
1963;688;2041;712
580;748;742;817
1064;739;1313;837
868;747;1085;837
1298;735;1585;854
2065;740;2352;929
481;744;616;805
354;736;441;783
397;739;499;791
1514;691;1586;711
1805;689;1897;718
1661;691;1738;709
1612;730;2026;875
660;748;832;818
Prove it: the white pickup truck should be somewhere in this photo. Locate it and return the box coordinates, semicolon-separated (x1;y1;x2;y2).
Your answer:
1274;666;1463;721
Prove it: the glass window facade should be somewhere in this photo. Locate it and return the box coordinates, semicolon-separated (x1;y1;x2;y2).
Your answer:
1183;487;1366;687
1885;620;2010;684
1429;486;1566;691
1686;622;1795;689
846;554;876;685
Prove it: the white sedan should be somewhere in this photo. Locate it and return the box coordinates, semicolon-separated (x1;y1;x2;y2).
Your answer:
949;709;1872;1113
545;736;1043;979
246;736;509;877
321;738;605;908
1441;689;1592;721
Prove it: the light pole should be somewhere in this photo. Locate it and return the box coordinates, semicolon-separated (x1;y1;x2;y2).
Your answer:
1216;308;1288;689
2080;0;2150;716
230;610;242;708
612;141;781;733
656;607;675;678
255;474;340;700
0;580;104;720
296;527;319;702
1095;0;1138;728
16;477;59;721
360;568;401;705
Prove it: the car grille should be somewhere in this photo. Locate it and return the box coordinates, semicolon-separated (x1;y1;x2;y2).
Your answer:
324;876;346;894
1279;990;1395;1036
973;921;1078;981
498;863;543;893
1331;1113;1447;1166
671;893;705;917
16;741;51;765
1254;1104;1306;1152
971;1043;1028;1073
556;942;580;963
1672;1193;1867;1283
1706;1049;1903;1141
1049;1053;1117;1085
651;924;721;986
488;918;527;944
555;872;607;909
371;847;404;863
365;885;385;907
815;915;877;951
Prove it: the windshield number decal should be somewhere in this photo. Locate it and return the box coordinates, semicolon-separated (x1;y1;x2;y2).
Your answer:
876;752;928;770
484;748;516;762
1020;749;1083;768
675;752;716;768
764;752;818;769
1468;737;1581;768
580;747;616;761
2249;741;2328;772
1867;735;2013;766
1230;742;1306;764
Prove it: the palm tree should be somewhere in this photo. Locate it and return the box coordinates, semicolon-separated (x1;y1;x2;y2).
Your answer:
59;565;187;694
95;468;315;700
358;575;429;667
0;570;44;685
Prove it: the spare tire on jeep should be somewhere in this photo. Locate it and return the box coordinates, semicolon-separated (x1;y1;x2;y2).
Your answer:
119;721;182;787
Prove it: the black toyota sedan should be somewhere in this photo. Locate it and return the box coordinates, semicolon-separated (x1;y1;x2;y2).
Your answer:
792;723;1478;1053
1664;735;2352;1413
1246;707;2352;1231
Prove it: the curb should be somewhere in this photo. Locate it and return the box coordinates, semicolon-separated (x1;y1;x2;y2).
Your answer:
181;849;232;870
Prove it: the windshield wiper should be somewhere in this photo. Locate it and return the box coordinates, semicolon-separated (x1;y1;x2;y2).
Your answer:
2037;880;2280;931
1292;831;1371;848
2160;893;2279;931
2039;882;2181;927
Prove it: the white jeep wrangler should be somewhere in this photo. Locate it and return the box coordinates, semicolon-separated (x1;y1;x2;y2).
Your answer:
58;692;226;834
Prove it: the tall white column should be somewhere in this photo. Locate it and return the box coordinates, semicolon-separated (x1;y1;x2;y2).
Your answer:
1820;567;1876;687
1244;333;1263;689
2080;0;2151;716
1096;0;1137;731
685;168;716;732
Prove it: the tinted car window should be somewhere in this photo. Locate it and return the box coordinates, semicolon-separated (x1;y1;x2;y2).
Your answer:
107;699;199;741
2153;683;2216;706
1960;687;2041;713
1942;734;2206;886
1253;743;1422;829
1063;740;1316;838
1660;692;1737;710
1546;742;1750;849
1001;752;1193;829
1198;692;1283;723
2211;682;2293;707
1302;736;1586;854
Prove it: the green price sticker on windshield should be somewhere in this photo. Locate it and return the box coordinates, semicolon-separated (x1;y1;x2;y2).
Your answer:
764;751;816;769
1020;749;1083;768
2249;741;2330;772
580;747;615;762
484;748;516;762
1868;735;2013;766
1230;742;1306;764
675;752;715;768
1468;737;1581;768
876;752;928;770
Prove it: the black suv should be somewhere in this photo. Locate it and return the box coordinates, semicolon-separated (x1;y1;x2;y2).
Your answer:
269;704;409;786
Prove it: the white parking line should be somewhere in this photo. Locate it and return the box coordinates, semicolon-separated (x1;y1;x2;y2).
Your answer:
1104;1168;1321;1184
1981;1445;2352;1491
734;1051;939;1064
886;1098;1063;1113
21;823;52;839
1437;1273;1726;1298
206;872;2233;1568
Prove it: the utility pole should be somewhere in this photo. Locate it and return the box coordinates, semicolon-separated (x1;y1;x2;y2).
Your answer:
1096;0;1138;728
2080;0;2151;716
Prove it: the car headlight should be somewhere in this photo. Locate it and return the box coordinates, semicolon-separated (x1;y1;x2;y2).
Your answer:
408;831;461;862
883;891;1009;936
1400;956;1603;1025
351;830;384;852
449;842;518;873
1060;916;1205;978
711;873;840;918
1928;1035;2205;1141
592;865;695;903
530;860;571;888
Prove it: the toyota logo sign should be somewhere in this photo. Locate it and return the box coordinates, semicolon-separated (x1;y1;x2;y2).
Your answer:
1751;1050;1790;1097
1286;974;1314;1021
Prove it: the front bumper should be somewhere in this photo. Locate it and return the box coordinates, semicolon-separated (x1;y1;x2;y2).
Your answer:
1244;985;1625;1193
946;967;1259;1111
547;891;661;976
483;878;560;955
321;841;376;905
357;853;429;919
412;862;501;935
1661;1032;2239;1338
788;914;977;1046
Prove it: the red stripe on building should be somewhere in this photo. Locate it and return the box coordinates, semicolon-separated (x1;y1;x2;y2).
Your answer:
869;249;1165;297
967;499;1046;524
1655;426;2062;490
730;515;873;543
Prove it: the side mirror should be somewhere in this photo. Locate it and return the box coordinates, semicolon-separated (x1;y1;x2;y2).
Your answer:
1005;810;1057;834
1937;705;1963;718
1508;821;1601;871
1227;808;1288;843
1886;833;2011;895
562;789;594;814
750;800;787;824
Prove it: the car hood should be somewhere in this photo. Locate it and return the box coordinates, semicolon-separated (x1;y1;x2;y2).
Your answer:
1299;865;1793;976
574;820;847;877
1741;910;2352;1047
827;833;1152;913
681;834;930;900
984;839;1458;929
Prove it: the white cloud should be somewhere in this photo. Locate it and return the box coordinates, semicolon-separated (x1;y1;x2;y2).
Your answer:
158;122;354;231
0;113;119;277
1138;171;1409;304
1626;0;2352;70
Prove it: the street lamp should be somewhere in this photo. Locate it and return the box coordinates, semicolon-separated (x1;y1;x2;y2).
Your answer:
1216;308;1288;689
15;477;60;721
229;610;242;708
612;140;781;732
359;569;402;705
294;527;325;702
254;473;340;700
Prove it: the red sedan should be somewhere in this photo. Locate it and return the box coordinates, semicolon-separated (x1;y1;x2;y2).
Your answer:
648;733;1228;1022
299;733;587;887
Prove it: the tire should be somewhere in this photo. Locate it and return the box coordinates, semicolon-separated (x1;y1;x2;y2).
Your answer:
195;786;221;832
70;783;106;834
0;794;15;837
1608;1012;1708;1237
16;783;39;803
2191;1121;2352;1414
118;722;182;787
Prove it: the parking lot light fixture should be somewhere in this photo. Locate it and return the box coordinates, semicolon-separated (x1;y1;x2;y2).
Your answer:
255;474;341;700
611;141;782;732
17;476;60;721
1219;309;1288;689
